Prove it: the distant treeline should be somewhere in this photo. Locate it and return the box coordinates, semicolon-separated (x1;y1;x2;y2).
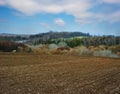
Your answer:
0;36;28;41
0;36;120;52
34;36;120;48
0;31;120;51
30;31;90;39
82;36;120;47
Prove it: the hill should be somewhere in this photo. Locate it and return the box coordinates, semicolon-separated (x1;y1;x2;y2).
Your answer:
0;31;90;45
29;31;90;40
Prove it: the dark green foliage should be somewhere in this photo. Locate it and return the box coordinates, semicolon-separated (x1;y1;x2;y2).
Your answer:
0;41;28;52
0;36;28;41
30;31;90;39
67;38;83;48
0;41;18;52
33;36;120;48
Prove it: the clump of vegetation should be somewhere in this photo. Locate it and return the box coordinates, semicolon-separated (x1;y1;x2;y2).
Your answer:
16;43;32;53
0;36;28;41
75;46;93;56
50;49;62;55
71;45;119;58
58;42;67;47
32;48;42;54
0;41;17;52
30;45;50;54
0;40;32;53
98;45;108;50
108;45;120;53
48;44;58;50
35;44;44;48
67;38;83;48
93;50;119;58
17;46;24;52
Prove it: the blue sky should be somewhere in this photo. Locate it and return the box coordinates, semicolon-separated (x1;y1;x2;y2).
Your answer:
0;0;120;36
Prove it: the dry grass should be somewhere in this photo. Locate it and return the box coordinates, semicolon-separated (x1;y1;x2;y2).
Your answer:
32;48;50;55
108;45;120;53
0;53;120;94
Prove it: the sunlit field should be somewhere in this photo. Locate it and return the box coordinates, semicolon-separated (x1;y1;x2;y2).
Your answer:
0;53;120;94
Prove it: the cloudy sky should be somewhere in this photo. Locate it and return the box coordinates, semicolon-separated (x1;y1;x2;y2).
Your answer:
0;0;120;35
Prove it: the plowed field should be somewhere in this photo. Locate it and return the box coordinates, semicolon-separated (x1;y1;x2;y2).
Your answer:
0;53;120;94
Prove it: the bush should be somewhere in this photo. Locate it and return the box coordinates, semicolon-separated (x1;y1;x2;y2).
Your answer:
12;50;16;53
24;46;32;53
48;44;58;50
35;44;44;48
117;52;120;56
17;46;24;52
94;50;119;58
32;48;42;54
31;46;50;54
98;45;108;50
58;42;67;47
0;41;17;52
76;46;93;56
108;45;120;53
67;38;82;48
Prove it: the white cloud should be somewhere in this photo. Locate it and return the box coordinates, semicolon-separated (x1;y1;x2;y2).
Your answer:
0;0;120;24
54;18;65;26
0;0;5;5
0;0;92;16
107;11;120;23
101;0;120;4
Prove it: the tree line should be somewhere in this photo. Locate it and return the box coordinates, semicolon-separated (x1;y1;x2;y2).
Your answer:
0;36;28;41
34;36;120;48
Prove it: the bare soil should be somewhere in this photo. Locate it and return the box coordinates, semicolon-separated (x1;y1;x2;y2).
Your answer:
0;53;120;94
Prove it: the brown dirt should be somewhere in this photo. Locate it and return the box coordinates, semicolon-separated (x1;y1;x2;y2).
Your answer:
0;53;120;94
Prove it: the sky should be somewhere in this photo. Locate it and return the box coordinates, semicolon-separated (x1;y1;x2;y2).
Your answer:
0;0;120;36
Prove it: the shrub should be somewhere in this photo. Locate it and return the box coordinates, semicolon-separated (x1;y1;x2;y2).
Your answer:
94;50;119;58
32;48;42;53
67;38;82;48
17;46;24;52
89;46;95;50
98;45;108;50
17;43;27;48
24;46;32;53
58;42;67;47
108;45;120;53
31;47;50;54
12;50;16;53
48;44;58;50
117;52;120;56
76;46;93;56
0;41;17;52
35;44;44;48
69;48;77;55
